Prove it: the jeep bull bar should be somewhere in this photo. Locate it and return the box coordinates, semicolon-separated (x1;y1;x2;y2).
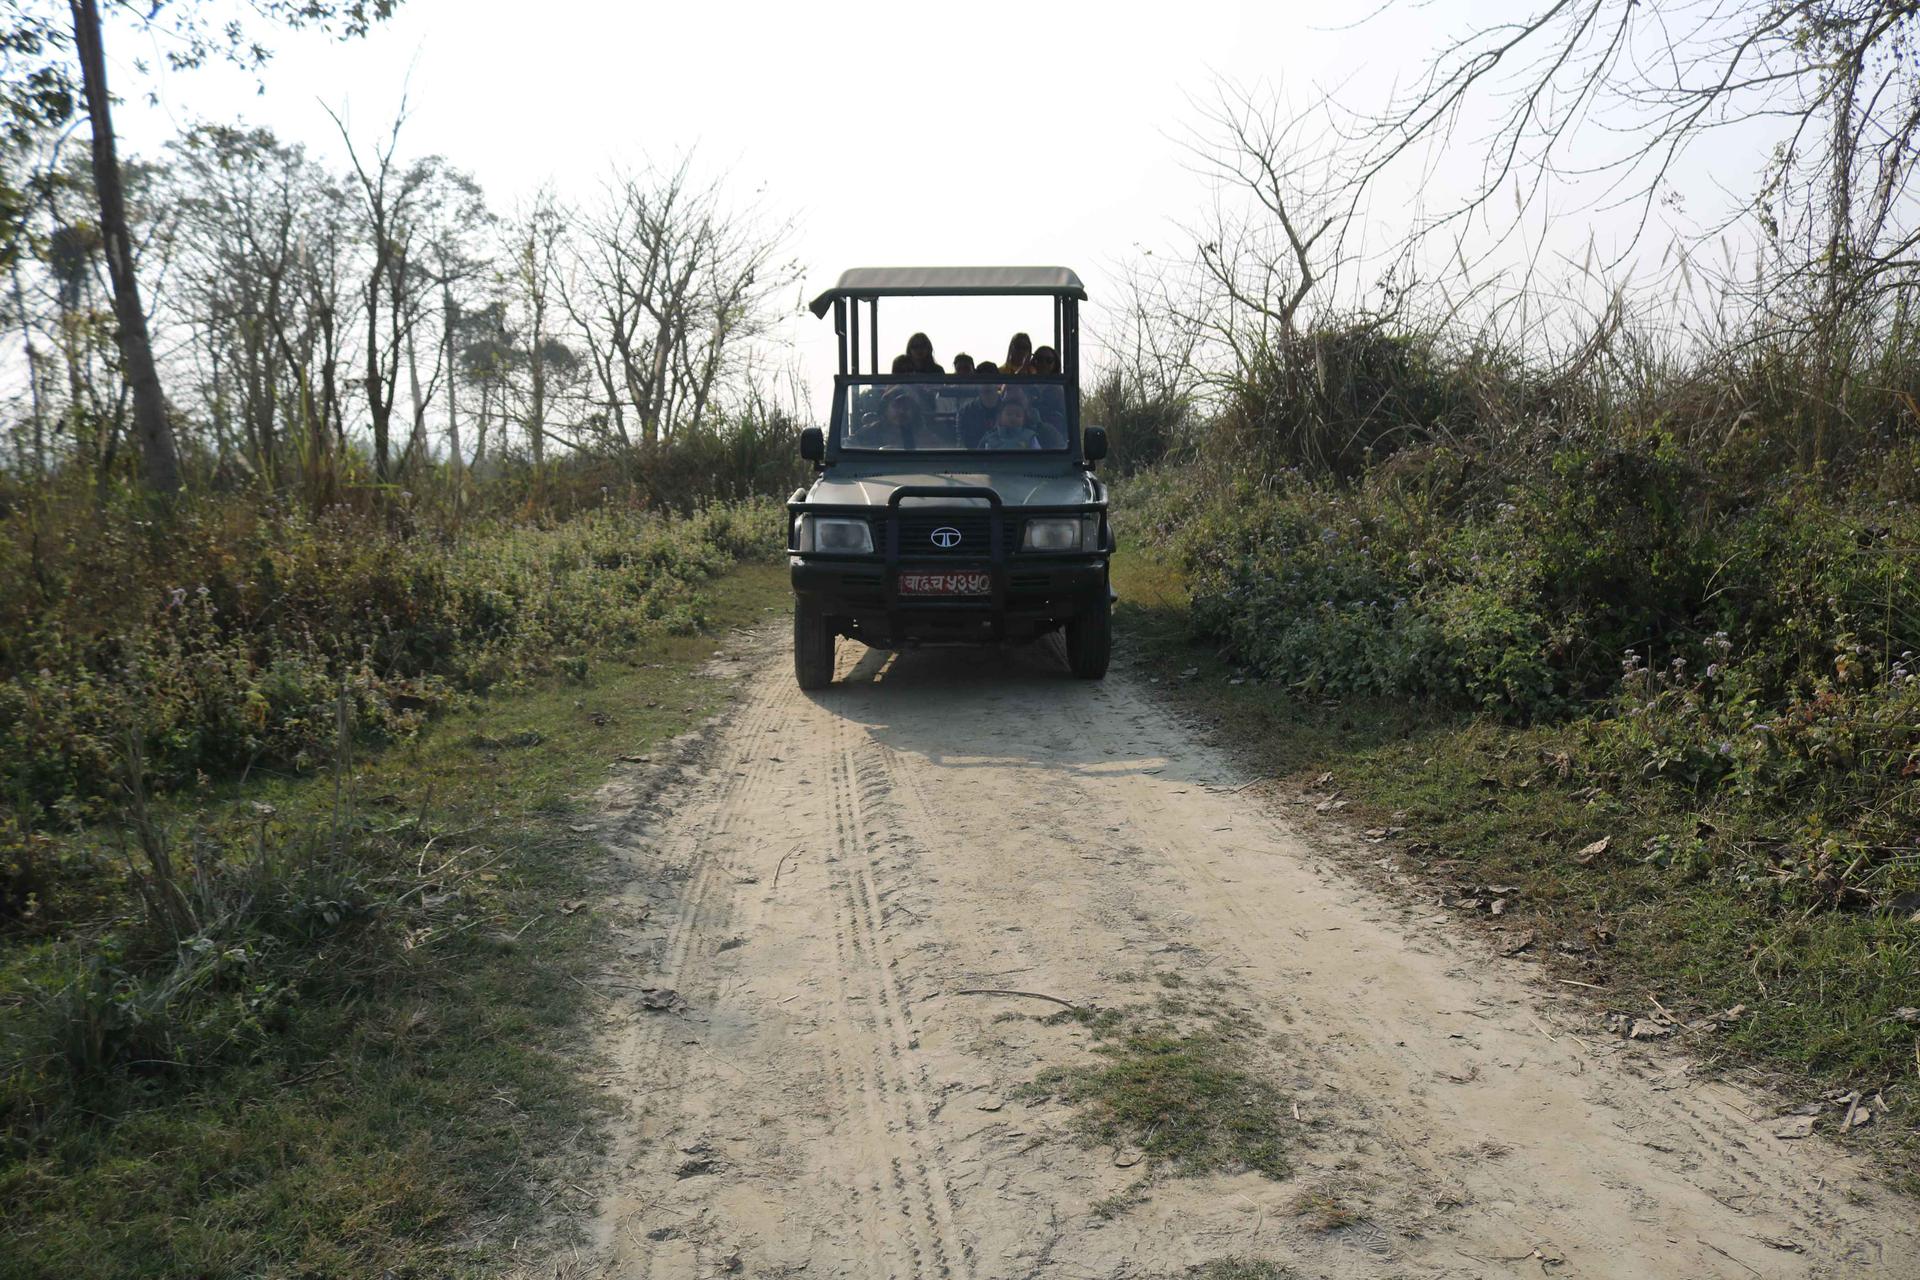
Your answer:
787;487;1109;647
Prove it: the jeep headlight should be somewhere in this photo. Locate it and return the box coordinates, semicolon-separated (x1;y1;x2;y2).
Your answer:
1022;515;1101;552
796;515;874;554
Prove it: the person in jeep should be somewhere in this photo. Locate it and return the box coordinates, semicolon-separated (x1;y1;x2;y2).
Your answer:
957;381;1003;448
976;398;1043;450
790;266;1112;688
858;387;925;449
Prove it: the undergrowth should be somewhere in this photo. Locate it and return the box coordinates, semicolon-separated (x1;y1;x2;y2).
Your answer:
0;490;783;837
1122;452;1920;919
0;487;787;1275
1110;540;1919;1179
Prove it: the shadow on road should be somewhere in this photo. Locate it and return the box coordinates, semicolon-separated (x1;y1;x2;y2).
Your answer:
800;640;1205;784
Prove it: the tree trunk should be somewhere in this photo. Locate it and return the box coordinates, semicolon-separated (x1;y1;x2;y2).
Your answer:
69;0;181;493
442;281;462;473
528;331;546;468
405;324;426;470
474;377;489;468
9;258;47;476
1810;52;1862;470
366;284;389;480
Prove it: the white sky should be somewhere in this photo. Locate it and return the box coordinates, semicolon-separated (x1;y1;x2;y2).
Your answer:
103;0;1779;398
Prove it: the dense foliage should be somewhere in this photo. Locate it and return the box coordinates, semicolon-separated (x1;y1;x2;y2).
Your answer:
1121;332;1920;917
0;483;782;831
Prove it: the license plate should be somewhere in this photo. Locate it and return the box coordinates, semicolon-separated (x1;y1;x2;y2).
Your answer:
898;570;991;596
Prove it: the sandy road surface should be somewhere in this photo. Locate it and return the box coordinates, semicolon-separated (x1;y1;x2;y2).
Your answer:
579;635;1920;1279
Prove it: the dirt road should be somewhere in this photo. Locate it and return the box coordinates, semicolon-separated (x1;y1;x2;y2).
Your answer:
580;636;1920;1279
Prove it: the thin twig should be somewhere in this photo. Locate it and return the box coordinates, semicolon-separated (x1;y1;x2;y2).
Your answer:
954;988;1082;1012
771;842;802;890
1698;1237;1761;1277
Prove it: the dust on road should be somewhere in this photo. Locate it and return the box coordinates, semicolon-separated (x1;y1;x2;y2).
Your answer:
578;635;1919;1279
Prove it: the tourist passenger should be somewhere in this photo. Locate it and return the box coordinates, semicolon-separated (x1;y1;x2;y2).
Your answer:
1027;344;1066;433
901;332;944;375
951;352;975;377
976;398;1042;450
1003;332;1034;376
957;381;1004;449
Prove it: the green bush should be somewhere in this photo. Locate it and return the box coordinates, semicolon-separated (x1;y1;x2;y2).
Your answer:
1125;441;1920;727
0;495;784;825
1122;405;1920;917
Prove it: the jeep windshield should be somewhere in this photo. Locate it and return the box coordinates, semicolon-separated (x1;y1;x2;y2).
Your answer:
837;376;1071;453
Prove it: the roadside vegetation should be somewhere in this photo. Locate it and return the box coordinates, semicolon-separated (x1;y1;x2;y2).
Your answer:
0;478;786;1276
1107;284;1920;1181
1086;4;1920;1181
0;14;811;1264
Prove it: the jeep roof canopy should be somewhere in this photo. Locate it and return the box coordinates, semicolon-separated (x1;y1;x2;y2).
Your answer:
807;265;1086;380
806;266;1086;316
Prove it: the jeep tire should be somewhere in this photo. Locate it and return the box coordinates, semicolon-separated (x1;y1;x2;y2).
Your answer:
794;597;836;689
1065;589;1111;680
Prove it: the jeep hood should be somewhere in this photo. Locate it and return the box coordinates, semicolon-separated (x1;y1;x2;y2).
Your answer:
804;469;1100;508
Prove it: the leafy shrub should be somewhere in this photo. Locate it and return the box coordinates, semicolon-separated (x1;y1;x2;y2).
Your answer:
0;494;784;824
1583;633;1920;909
1124;437;1920;727
1123;397;1920;917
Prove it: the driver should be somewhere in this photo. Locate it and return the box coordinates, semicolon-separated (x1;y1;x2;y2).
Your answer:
853;387;921;450
975;397;1043;450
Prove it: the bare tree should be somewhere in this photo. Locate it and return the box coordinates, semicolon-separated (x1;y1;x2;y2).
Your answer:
415;171;492;474
1352;1;1920;461
568;159;797;447
326;101;442;482
504;189;566;465
14;0;409;492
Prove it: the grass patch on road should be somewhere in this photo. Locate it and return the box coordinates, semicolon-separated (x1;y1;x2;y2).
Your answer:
1112;546;1920;1187
1021;998;1291;1191
0;563;788;1279
1180;1263;1296;1280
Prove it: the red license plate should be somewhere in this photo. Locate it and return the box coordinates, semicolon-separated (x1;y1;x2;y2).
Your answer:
898;570;991;596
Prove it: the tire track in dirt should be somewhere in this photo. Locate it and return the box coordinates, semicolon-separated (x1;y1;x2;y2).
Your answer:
591;674;804;1272
820;732;972;1278
578;635;1920;1280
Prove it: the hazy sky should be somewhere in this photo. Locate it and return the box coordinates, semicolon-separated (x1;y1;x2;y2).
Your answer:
106;0;1770;389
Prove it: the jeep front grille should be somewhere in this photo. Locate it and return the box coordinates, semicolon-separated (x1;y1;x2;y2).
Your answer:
894;511;995;554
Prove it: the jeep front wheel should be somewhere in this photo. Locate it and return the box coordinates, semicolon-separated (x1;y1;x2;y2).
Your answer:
1065;590;1111;680
794;597;836;689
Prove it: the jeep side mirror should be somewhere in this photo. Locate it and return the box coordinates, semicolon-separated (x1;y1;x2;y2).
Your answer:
1082;426;1109;463
800;427;824;462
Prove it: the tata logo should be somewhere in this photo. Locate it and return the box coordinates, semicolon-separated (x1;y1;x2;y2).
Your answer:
930;526;963;549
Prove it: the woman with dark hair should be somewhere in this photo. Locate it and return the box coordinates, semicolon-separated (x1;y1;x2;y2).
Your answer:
1027;344;1065;432
1003;332;1034;375
902;332;944;375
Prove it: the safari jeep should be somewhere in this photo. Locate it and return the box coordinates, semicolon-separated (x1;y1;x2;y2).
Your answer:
788;267;1112;689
